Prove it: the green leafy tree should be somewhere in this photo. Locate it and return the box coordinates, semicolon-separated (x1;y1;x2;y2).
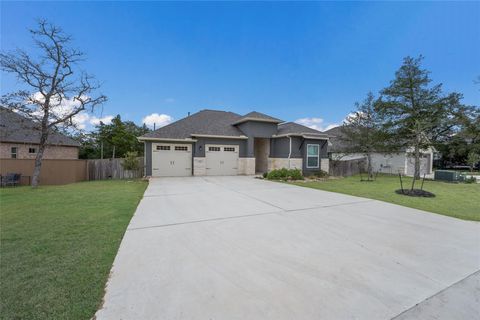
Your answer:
340;92;393;178
467;151;480;172
435;108;479;168
95;115;149;158
377;56;467;179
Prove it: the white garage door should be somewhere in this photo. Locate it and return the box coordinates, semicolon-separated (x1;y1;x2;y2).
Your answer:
152;143;192;177
205;144;239;176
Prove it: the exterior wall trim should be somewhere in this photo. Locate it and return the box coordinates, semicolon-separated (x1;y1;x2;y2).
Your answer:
191;134;248;139
138;137;197;142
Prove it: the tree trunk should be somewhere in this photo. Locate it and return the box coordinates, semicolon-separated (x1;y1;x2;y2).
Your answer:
31;132;49;187
414;144;421;180
366;153;373;179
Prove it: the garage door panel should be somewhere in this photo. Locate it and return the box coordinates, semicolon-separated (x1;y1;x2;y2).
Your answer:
206;145;239;176
152;143;192;177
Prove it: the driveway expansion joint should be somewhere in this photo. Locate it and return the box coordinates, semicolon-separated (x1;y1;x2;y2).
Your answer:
390;269;480;320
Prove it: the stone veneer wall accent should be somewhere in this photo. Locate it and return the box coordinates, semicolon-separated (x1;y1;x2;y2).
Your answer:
267;158;303;171
320;158;329;173
193;157;206;176
0;143;79;159
238;158;256;175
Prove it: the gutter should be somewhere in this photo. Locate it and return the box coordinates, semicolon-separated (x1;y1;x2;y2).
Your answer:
190;134;248;140
137;137;197;142
288;135;292;169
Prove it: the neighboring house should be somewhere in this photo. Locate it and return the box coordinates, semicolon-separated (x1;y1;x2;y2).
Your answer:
0;107;80;160
324;126;434;176
138;110;329;177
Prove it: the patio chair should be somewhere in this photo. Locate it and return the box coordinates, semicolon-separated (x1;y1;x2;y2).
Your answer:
2;173;21;187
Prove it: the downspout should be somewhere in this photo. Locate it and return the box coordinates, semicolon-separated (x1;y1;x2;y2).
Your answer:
288;135;292;169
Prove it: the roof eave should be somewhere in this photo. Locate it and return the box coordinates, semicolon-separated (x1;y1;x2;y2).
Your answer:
272;133;329;139
190;134;248;140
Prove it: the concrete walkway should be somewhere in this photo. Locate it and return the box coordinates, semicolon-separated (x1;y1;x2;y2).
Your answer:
95;176;480;320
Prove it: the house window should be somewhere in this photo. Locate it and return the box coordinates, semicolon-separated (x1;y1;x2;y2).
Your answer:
224;147;235;152
29;147;37;154
156;145;170;151
175;146;188;151
208;146;221;152
306;144;319;168
11;147;17;159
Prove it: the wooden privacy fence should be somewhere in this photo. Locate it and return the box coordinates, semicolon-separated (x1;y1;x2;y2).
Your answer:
0;159;87;185
87;157;144;180
329;158;366;177
0;157;144;185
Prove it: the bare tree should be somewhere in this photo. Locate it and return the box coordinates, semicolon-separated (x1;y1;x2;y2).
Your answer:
1;20;106;187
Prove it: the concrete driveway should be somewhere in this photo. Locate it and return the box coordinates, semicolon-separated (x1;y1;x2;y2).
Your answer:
95;176;480;320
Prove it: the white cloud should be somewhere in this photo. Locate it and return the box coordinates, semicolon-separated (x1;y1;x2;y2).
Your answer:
295;117;339;132
164;98;175;103
142;113;173;129
90;115;114;126
27;92;93;129
23;92;115;130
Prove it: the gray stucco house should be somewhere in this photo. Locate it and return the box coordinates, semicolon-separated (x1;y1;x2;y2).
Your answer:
138;110;329;177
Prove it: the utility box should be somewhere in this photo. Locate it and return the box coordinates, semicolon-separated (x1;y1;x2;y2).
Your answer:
434;170;461;182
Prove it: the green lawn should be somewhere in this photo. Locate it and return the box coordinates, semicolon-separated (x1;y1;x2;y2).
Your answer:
290;175;480;221
0;179;148;320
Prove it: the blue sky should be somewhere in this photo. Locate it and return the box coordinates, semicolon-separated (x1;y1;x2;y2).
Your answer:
1;1;479;131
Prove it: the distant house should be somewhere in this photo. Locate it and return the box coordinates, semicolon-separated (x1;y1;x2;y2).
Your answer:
324;126;434;176
0;107;80;160
138;109;329;177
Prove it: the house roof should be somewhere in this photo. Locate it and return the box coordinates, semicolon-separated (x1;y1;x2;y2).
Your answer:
0;107;81;147
141;110;246;140
139;109;328;141
276;122;327;137
232;111;283;125
323;126;349;152
324;125;420;153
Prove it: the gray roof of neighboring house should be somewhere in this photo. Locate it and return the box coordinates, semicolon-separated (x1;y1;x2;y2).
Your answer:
142;110;246;139
233;111;283;124
277;122;326;136
0;107;81;147
323;126;349;152
324;126;414;153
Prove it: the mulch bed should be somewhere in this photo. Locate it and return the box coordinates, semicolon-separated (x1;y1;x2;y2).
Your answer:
395;189;436;197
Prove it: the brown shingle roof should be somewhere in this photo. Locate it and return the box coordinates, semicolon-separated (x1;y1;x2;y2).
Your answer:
0;107;80;147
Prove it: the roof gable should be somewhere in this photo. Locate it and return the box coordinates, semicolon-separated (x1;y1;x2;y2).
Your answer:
232;111;283;125
276;122;326;136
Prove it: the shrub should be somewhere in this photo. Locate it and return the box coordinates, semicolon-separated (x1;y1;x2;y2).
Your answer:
463;176;477;184
122;151;140;171
266;168;304;181
313;170;329;178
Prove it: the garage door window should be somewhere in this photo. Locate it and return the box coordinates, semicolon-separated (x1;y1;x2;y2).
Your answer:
208;146;221;152
306;144;319;168
157;145;170;150
224;147;235;152
175;146;188;151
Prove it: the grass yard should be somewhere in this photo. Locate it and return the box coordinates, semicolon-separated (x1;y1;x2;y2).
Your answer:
290;175;480;221
0;179;147;320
